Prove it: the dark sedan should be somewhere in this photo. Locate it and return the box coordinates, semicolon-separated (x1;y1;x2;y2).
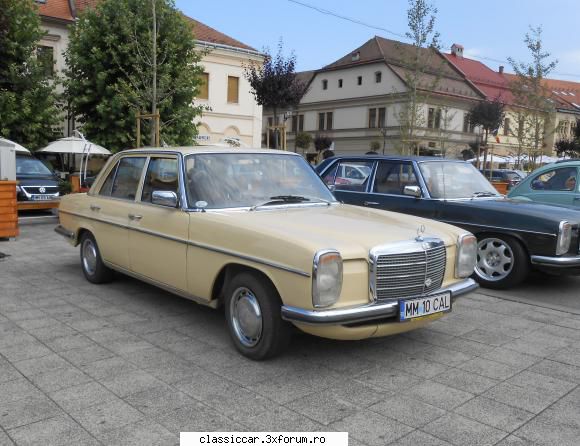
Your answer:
317;155;580;289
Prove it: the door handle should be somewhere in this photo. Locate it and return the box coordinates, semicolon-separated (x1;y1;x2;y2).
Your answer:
128;214;142;221
363;201;379;206
90;205;100;211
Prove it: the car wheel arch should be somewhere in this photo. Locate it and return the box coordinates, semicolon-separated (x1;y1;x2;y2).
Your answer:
474;231;530;257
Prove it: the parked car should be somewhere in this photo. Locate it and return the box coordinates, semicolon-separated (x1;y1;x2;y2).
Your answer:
508;161;580;207
56;147;478;359
321;162;372;186
479;169;523;189
317;155;580;289
15;153;60;203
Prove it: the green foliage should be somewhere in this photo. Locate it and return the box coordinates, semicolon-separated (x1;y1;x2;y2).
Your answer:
313;134;332;152
369;141;381;151
469;100;505;139
0;0;60;150
64;0;204;152
295;131;312;150
555;119;580;157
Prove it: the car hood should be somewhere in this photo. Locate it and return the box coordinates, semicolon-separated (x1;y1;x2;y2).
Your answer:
198;203;465;261
17;176;59;187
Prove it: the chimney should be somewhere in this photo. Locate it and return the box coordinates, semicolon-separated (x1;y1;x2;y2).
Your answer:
499;66;504;74
451;43;464;58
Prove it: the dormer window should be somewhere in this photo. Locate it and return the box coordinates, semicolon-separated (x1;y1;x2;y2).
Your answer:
338;79;343;88
351;51;360;62
357;76;362;86
322;79;328;90
375;71;382;83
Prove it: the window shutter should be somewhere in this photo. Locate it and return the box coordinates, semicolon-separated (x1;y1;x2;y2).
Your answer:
227;76;239;103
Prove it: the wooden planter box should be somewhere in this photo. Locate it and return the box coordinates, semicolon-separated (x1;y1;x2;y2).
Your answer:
0;181;19;238
491;181;509;195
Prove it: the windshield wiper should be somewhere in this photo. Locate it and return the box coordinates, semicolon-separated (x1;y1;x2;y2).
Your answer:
250;195;331;211
471;191;499;198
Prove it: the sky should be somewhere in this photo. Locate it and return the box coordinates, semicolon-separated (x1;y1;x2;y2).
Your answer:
176;0;580;82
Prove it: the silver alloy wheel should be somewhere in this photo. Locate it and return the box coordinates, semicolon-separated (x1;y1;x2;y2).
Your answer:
82;238;97;276
475;237;514;282
230;286;263;347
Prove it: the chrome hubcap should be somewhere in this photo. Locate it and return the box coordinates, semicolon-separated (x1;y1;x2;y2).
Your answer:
82;239;97;276
475;238;514;282
230;287;262;347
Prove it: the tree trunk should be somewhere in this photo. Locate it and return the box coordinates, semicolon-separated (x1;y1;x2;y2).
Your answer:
272;107;278;149
150;0;157;147
482;129;489;171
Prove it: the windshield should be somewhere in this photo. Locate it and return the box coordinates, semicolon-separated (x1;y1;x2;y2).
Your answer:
16;156;53;176
184;153;337;209
419;161;500;199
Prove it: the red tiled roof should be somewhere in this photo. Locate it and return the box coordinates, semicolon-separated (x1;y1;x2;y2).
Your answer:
74;0;100;14
184;16;256;51
503;73;580;113
37;0;74;21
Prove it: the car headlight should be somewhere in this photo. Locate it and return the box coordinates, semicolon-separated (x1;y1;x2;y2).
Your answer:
312;250;342;308
456;233;477;278
556;221;572;255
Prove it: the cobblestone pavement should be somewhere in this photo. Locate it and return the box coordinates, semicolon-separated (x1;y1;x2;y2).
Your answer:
1;224;580;446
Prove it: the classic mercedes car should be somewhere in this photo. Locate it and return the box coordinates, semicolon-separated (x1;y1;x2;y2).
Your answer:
56;147;477;359
317;155;580;289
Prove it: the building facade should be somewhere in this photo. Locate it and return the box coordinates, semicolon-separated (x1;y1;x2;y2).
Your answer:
36;0;263;147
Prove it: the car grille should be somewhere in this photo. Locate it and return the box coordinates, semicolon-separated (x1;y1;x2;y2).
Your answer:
21;186;59;195
372;245;446;300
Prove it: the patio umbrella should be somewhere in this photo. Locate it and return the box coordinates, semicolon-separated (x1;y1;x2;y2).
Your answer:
0;138;31;154
466;154;510;164
37;137;110;155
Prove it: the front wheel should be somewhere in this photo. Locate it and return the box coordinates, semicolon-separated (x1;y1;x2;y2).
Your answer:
474;235;529;289
224;272;291;360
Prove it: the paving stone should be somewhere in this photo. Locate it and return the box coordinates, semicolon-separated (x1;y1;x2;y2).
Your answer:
0;429;14;446
50;381;117;412
506;370;576;396
458;357;523;380
461;328;517;346
7;415;95;446
96;419;177;446
369;395;446;428
124;385;196;417
433;368;499;394
494;435;538;446
0;395;63;430
423;412;507;446
247;373;316;404
407;381;474;411
0;379;43;405
79;356;138;380
548;346;580;367
329;410;413;446
13;354;70;378
44;334;96;353
528;360;580;385
482;347;542;368
59;345;115;367
0;361;21;384
73;399;144;436
454;396;535;431
388;430;454;446
483;382;562;413
0;341;53;362
241;406;326;432
515;410;580;446
155;402;244;433
101;370;166;398
355;367;422;393
29;366;92;393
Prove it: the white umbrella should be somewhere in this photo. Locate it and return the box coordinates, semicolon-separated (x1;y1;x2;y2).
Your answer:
0;138;31;154
37;137;110;155
466;154;509;164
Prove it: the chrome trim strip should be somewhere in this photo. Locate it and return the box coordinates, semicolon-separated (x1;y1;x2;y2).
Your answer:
102;260;219;308
57;210;310;277
438;220;557;238
530;255;580;267
54;224;75;240
281;278;478;325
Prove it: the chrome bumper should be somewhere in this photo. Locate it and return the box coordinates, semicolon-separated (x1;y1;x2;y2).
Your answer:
281;278;478;325
531;255;580;267
54;225;75;241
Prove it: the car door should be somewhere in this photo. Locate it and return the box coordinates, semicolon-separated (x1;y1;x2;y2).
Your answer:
89;155;146;269
322;159;376;207
363;160;440;219
128;154;189;292
526;166;579;206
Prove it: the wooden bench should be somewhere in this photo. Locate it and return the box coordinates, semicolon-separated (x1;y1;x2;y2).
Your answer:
0;181;18;238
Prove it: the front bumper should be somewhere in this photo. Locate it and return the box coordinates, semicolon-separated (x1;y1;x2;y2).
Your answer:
530;255;580;268
281;278;478;325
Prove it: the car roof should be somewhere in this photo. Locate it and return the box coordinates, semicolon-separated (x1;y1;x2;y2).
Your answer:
324;154;466;163
118;145;298;156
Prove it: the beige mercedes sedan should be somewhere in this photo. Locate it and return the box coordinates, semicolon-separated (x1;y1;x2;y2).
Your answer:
55;146;478;359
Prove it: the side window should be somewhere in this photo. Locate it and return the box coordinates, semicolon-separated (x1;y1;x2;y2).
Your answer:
110;157;146;200
531;167;577;191
322;163;338;186
327;161;373;192
141;157;179;203
373;161;418;195
99;162;119;196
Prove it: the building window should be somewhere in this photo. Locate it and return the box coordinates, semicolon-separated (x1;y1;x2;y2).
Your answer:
322;79;328;90
378;107;386;128
227;76;239;103
37;45;54;77
299;114;304;131
428;107;441;129
368;108;377;128
291;114;305;132
375;71;382;83
267;117;273;127
503;117;511;136
338;79;343;88
326;112;333;130
357;76;362;86
318;113;325;131
463;113;470;133
198;73;209;100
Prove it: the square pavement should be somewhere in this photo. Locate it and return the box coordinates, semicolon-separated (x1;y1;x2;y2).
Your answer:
0;224;579;445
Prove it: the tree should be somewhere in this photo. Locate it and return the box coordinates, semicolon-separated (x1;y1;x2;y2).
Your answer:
555;119;580;158
313;135;332;152
64;0;205;152
244;41;308;149
468;99;505;168
508;26;557;170
0;0;60;149
396;0;441;154
295;131;312;152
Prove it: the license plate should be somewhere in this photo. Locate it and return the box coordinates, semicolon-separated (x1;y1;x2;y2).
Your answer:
400;292;451;321
31;195;52;201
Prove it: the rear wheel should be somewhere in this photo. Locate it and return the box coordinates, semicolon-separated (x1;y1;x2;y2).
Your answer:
474;235;529;289
225;272;291;360
80;232;114;284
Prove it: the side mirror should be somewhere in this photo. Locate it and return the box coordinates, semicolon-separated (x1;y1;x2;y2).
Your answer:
403;185;422;198
151;190;178;208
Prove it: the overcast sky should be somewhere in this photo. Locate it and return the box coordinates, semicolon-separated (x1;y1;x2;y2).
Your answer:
176;0;580;82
